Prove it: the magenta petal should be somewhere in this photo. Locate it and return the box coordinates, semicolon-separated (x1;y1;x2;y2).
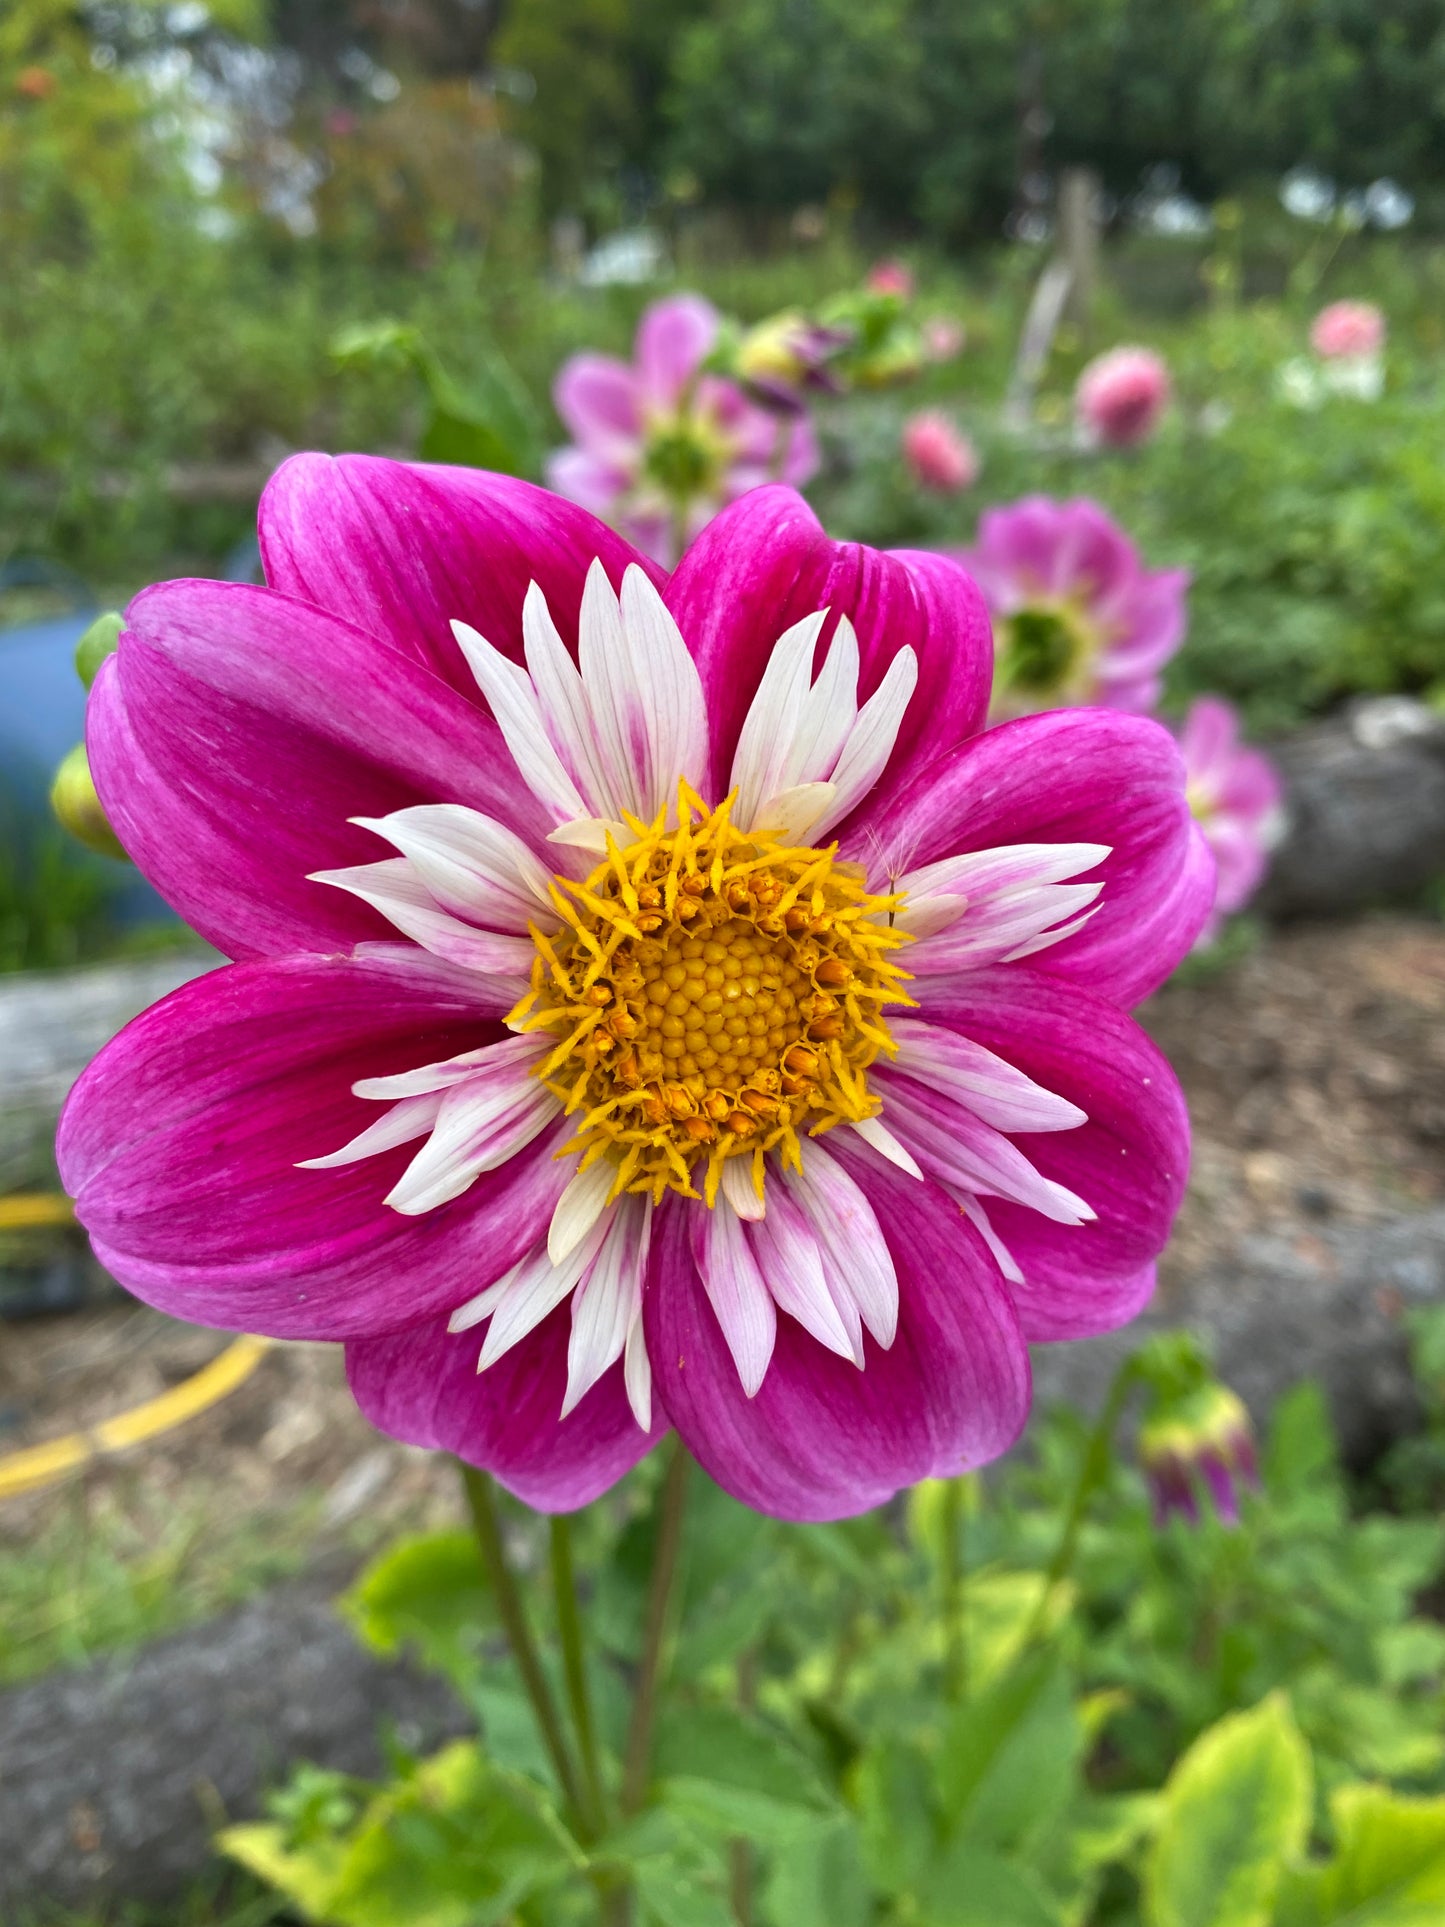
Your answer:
89;579;560;960
645;1150;1030;1521
916;967;1189;1341
635;295;719;409
347;1303;663;1512
553;354;643;454
666;487;992;824
258;455;664;695
852;708;1214;1007
57;953;570;1340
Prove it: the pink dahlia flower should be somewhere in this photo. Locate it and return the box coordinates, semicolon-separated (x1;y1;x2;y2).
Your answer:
58;461;1212;1522
866;259;914;300
1310;300;1385;360
958;496;1189;719
902;410;979;494
1176;696;1283;945
546;294;818;568
1075;346;1171;449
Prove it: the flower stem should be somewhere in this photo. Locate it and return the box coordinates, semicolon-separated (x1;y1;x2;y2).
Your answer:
621;1439;690;1816
458;1462;588;1832
550;1512;607;1837
1024;1357;1141;1646
941;1476;967;1700
728;1649;758;1924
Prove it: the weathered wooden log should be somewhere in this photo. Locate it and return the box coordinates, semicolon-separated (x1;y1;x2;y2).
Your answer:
0;1583;471;1914
1261;698;1445;918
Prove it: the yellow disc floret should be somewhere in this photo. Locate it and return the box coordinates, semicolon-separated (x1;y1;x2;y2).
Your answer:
510;785;912;1210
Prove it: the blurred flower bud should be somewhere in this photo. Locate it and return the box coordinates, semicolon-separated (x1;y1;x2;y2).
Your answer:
866;259;914;300
51;744;128;862
1075;346;1171;448
1135;1337;1258;1528
901;410;979;493
75;611;123;691
734;311;852;412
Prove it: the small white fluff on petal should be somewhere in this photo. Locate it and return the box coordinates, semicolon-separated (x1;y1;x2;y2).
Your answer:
786;1138;899;1350
452;618;590;824
350;805;555;930
808;646;919;840
718;1155;766;1222
691;1196;778;1397
548;1155;618;1263
563;1194;652;1417
845;1113;924;1178
297;1091;443;1170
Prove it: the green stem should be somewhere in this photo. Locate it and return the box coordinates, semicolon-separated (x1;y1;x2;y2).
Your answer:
550;1513;607;1838
728;1651;759;1924
458;1463;589;1833
621;1440;691;1816
1024;1357;1141;1646
941;1477;967;1700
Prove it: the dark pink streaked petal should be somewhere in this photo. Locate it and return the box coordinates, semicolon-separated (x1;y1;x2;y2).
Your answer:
57;953;571;1340
88;580;563;962
346;1303;664;1512
258;454;664;695
666;486;992;822
645;1147;1030;1521
914;966;1188;1341
850;707;1214;1008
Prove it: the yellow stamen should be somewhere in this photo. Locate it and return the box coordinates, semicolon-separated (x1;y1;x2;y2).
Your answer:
523;786;909;1205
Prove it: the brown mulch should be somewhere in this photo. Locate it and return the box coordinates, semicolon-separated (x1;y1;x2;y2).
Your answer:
1;914;1442;1558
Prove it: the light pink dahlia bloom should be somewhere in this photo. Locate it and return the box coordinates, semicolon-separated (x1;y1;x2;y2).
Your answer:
546;294;818;568
958;496;1189;720
1176;696;1283;946
866;260;914;300
902;411;979;494
1075;346;1171;449
58;460;1212;1522
1310;300;1385;361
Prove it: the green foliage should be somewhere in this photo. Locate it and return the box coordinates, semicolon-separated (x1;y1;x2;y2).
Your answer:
340;1529;495;1688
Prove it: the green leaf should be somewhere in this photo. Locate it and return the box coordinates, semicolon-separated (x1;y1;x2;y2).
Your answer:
341;1531;494;1686
1144;1694;1313;1927
326;1742;583;1927
855;1735;937;1893
74;611;123;690
1264;1383;1340;1500
919;1840;1066;1927
654;1703;834;1845
935;1651;1080;1853
762;1817;871;1927
219;1822;349;1917
1276;1784;1445;1927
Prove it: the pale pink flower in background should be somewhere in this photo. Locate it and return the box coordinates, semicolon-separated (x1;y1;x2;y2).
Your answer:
547;294;817;567
59;464;1211;1522
924;317;966;362
902;410;979;494
866;259;914;300
1176;696;1283;945
1310;300;1386;360
957;496;1189;718
1075;346;1171;448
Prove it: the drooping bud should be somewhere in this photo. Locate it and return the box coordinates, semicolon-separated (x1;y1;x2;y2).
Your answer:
51;744;128;862
75;611;123;690
734;311;852;413
1135;1335;1258;1529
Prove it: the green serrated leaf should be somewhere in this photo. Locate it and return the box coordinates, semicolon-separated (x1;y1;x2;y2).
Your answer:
1144;1694;1313;1927
341;1531;494;1686
1276;1783;1445;1927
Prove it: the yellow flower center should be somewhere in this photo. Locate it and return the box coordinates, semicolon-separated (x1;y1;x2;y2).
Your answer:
511;786;912;1210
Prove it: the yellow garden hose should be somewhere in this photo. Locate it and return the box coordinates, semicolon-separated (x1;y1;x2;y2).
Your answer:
0;1193;272;1502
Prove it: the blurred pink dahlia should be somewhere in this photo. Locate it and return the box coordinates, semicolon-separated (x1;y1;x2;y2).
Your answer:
1310;300;1385;360
902;410;979;494
866;259;914;300
1075;346;1171;448
546;294;817;567
1176;696;1283;945
59;463;1211;1521
958;496;1189;719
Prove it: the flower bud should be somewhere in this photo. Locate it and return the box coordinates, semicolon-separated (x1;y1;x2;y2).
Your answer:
75;611;123;691
734;311;851;412
51;744;128;862
1138;1382;1258;1529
